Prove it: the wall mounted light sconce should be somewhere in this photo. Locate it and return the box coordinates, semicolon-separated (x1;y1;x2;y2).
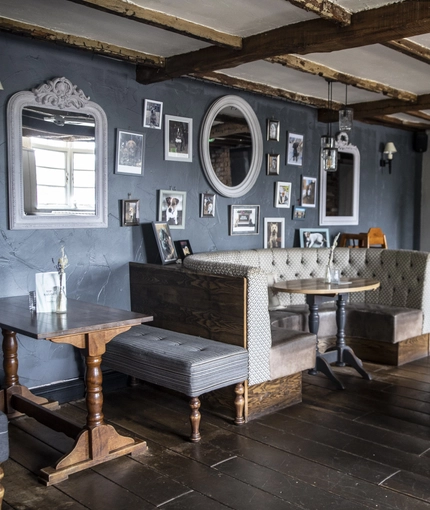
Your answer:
380;142;397;174
321;80;338;172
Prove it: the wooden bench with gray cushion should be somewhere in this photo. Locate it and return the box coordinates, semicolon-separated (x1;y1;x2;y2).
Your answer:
0;411;9;509
103;324;249;442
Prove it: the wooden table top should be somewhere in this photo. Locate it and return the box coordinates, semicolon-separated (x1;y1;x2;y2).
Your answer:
0;296;152;339
272;277;380;296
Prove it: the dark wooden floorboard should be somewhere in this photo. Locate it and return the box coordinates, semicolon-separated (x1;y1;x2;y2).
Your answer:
5;355;430;509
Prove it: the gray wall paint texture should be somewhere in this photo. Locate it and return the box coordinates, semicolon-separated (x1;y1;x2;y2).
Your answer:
0;33;422;388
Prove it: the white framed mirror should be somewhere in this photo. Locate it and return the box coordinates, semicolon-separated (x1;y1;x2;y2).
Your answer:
200;95;263;198
319;138;360;226
7;77;108;230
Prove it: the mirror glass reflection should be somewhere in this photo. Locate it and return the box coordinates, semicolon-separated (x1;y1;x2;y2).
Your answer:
319;142;360;226
324;152;353;217
209;106;252;187
22;106;96;216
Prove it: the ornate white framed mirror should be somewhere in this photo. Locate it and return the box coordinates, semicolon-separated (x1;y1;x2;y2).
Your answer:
200;95;263;198
7;77;108;229
319;137;360;226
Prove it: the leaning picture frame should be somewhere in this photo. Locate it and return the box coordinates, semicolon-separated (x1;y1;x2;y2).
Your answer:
143;99;163;129
165;115;193;162
267;153;280;175
264;217;285;248
174;239;193;260
115;129;145;175
200;193;216;217
158;189;187;229
286;132;303;166
301;175;317;208
152;221;178;264
230;205;260;235
267;119;280;141
299;228;330;248
274;181;292;208
121;199;140;226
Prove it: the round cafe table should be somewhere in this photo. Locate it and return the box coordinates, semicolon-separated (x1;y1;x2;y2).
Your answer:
272;277;380;389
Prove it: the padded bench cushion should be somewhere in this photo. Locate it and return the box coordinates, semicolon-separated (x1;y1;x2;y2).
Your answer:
344;303;423;344
103;325;249;397
270;328;316;380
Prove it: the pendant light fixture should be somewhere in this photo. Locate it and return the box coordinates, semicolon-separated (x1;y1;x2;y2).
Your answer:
339;84;353;132
321;80;338;172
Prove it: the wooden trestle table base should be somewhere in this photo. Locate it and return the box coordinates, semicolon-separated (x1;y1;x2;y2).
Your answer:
0;296;153;485
272;278;380;389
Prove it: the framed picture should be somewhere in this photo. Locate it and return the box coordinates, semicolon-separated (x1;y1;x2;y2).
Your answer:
286;132;304;166
175;239;193;260
143;99;163;129
230;205;260;235
301;176;317;208
158;189;187;229
152;222;178;264
267;153;280;175
275;181;292;208
122;199;140;226
264;217;285;249
165;115;193;162
299;228;330;248
115;129;145;175
201;193;216;217
267;119;280;141
293;206;306;220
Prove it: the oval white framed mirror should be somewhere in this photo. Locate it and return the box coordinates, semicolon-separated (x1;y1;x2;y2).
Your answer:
7;77;108;230
319;139;360;226
200;95;263;198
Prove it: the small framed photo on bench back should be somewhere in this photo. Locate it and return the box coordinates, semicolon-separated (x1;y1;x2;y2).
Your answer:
175;240;193;260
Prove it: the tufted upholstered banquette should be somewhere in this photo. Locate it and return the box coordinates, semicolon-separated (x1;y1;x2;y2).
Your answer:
184;248;430;369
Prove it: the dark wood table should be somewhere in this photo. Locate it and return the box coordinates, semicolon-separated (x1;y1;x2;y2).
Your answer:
272;278;380;389
0;296;152;485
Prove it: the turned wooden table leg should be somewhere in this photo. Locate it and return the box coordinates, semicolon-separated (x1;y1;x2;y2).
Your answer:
85;354;104;429
2;329;19;388
234;383;245;425
189;397;201;443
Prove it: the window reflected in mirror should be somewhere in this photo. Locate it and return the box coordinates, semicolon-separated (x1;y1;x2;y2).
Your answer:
325;152;354;217
22;106;96;216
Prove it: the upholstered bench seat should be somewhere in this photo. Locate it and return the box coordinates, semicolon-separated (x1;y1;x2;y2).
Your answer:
270;328;316;379
103;324;249;442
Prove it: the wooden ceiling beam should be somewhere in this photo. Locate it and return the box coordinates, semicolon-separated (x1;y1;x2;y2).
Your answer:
287;0;351;26
137;1;430;84
267;54;417;102
383;38;430;65
66;0;242;49
362;115;430;131
0;16;164;66
406;110;430;121
318;93;430;123
191;71;340;109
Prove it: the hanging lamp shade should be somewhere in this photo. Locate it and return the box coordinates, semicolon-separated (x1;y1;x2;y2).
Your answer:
339;84;353;131
321;80;338;172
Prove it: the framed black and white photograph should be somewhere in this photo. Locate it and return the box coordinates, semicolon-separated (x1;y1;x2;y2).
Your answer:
165;115;193;162
293;206;306;220
158;189;187;229
275;181;292;208
200;193;216;217
143;99;163;129
264;217;285;248
175;239;193;260
286;132;303;166
267;119;280;141
115;129;145;175
122;199;140;226
299;228;330;248
267;153;280;175
230;205;260;235
301;175;317;208
152;221;178;264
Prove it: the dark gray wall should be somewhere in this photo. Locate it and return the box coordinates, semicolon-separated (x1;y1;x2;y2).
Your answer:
0;32;421;388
